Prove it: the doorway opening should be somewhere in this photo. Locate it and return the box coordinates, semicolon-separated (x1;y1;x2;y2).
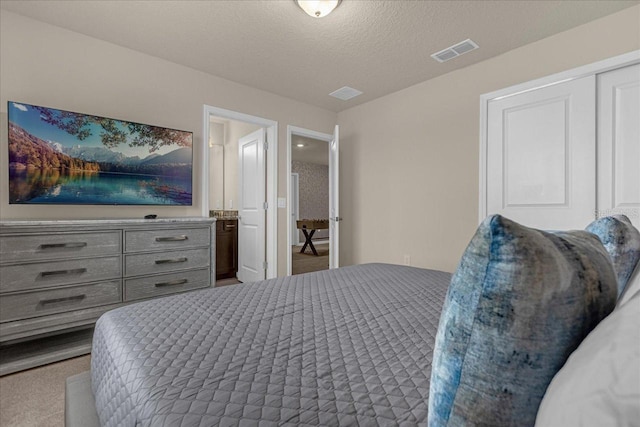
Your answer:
202;105;278;282
286;125;339;276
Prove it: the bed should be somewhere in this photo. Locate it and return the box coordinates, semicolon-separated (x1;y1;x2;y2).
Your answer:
68;215;640;427
87;263;451;426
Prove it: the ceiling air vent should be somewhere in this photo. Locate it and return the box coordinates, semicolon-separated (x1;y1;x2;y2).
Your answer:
431;39;479;63
329;86;363;101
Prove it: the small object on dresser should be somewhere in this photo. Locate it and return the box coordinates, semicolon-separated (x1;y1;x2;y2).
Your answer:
144;214;157;219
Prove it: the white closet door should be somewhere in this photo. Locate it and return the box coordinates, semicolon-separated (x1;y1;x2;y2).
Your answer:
486;76;596;230
597;64;640;228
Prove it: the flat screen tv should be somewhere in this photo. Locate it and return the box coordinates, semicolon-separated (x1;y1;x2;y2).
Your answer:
8;101;193;205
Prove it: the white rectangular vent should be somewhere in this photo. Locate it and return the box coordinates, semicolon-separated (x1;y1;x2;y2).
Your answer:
431;39;479;63
329;86;363;101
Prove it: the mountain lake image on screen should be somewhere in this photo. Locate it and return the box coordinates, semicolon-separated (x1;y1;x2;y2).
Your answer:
7;101;193;206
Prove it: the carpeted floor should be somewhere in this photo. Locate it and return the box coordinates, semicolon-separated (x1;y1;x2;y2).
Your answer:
0;354;90;427
292;243;330;275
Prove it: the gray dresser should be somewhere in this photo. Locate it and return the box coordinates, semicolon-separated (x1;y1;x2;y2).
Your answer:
0;218;215;376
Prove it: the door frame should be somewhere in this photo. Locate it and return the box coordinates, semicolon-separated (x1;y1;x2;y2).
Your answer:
479;49;640;224
202;105;278;280
286;125;333;276
290;172;300;246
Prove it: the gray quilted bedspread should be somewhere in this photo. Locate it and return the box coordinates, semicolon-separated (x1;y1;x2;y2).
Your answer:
91;263;451;426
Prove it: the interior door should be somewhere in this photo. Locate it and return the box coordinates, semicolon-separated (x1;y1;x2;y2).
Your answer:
329;125;340;269
486;76;596;230
290;173;300;246
597;64;640;228
237;128;266;282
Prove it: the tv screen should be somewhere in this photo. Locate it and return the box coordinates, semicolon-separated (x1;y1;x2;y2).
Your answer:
8;101;193;205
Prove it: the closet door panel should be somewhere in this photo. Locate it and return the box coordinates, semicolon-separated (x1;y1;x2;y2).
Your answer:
503;99;567;206
486;76;596;230
597;64;640;228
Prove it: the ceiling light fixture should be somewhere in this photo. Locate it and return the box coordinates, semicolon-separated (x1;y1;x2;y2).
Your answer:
297;143;305;147
295;0;341;18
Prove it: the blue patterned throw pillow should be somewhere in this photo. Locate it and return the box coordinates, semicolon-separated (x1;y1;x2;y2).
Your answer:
428;215;617;427
586;215;640;297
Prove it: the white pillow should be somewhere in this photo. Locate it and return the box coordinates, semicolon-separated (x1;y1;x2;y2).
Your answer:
617;261;640;307
535;291;640;426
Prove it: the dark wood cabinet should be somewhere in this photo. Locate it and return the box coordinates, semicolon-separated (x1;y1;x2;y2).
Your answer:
216;219;238;280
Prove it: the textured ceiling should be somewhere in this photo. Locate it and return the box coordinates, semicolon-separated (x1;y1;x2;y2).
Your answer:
1;0;638;112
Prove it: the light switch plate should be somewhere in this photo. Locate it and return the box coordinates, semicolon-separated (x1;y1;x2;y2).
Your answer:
277;197;287;208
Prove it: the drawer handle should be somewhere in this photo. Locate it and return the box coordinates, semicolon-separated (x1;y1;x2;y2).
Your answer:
40;242;88;250
225;225;236;229
155;235;188;242
40;294;86;306
155;257;188;265
155;279;188;287
41;268;87;278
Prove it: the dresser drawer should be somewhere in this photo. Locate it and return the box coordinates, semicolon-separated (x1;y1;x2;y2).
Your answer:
124;269;210;301
0;281;122;323
124;227;210;252
125;248;210;277
0;256;122;293
0;232;121;263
